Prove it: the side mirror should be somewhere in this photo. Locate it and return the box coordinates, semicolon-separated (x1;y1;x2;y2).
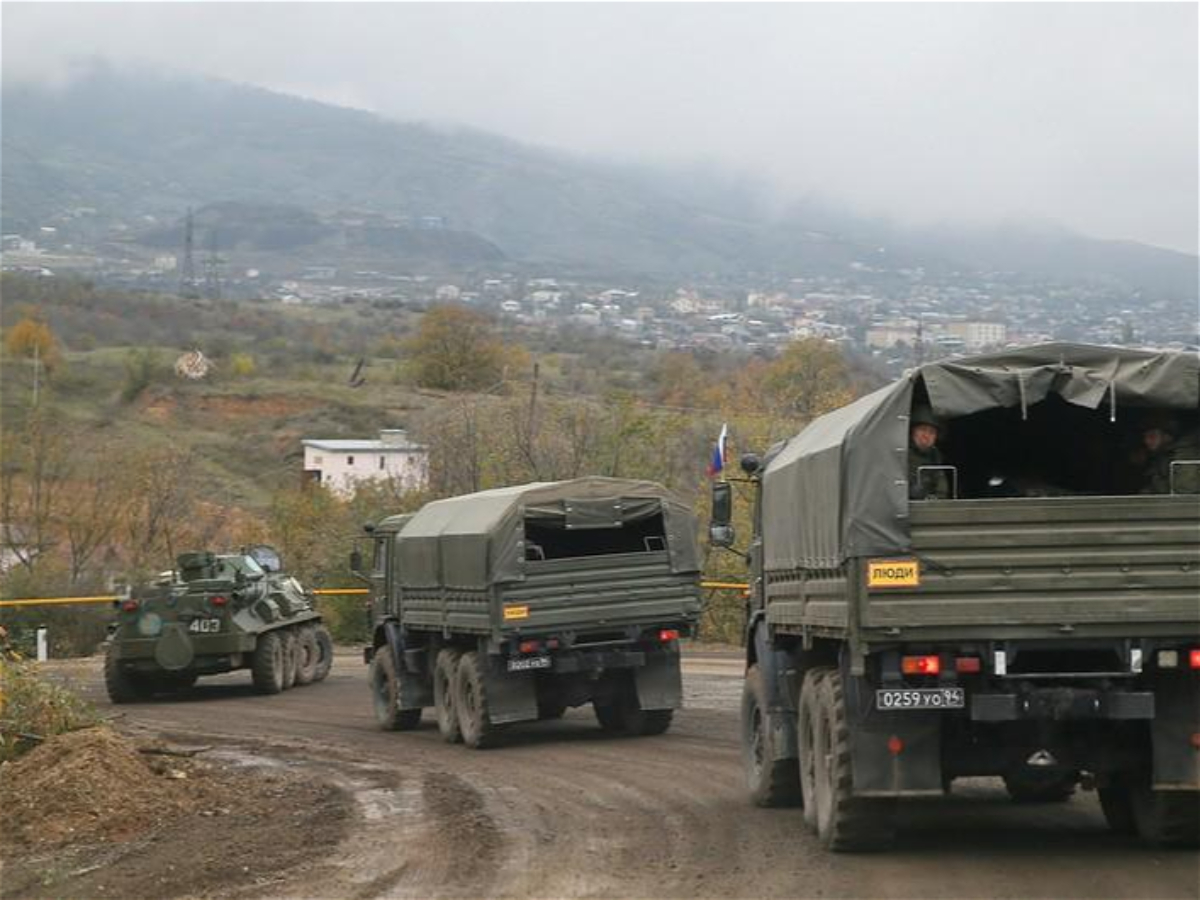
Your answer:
709;481;735;548
349;548;364;575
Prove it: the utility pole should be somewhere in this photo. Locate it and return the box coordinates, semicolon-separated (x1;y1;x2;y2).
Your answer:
179;208;200;299
203;228;222;300
32;341;40;407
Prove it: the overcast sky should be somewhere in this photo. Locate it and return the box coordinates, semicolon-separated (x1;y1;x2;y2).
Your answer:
4;2;1197;253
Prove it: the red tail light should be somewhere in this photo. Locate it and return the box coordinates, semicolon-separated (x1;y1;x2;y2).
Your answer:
1190;649;1200;670
887;735;904;755
210;595;228;607
902;655;941;675
518;640;541;654
121;600;139;613
658;629;680;643
955;656;982;674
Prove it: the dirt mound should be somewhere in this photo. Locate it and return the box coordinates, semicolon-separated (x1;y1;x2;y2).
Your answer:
0;726;193;847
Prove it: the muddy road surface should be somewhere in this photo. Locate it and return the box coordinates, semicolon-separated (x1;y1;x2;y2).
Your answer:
50;650;1199;899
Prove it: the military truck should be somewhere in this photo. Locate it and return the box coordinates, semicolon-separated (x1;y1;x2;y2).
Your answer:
355;477;702;748
105;545;334;702
711;343;1200;850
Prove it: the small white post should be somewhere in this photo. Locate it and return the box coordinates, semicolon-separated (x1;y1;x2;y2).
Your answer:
36;627;48;662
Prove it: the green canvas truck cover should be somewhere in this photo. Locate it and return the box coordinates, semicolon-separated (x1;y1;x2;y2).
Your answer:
762;343;1200;569
395;477;701;591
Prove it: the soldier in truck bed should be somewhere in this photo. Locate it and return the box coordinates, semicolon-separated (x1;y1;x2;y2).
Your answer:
908;405;952;500
1138;413;1200;495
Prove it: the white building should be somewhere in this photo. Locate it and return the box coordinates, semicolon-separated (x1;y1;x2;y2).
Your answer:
948;321;1008;351
302;429;428;497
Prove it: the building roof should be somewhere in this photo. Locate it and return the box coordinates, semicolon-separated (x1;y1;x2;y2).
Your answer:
302;438;426;452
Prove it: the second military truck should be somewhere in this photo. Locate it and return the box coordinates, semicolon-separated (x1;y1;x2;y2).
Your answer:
357;477;702;747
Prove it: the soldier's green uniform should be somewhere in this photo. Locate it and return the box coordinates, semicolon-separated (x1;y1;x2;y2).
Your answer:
1141;427;1200;495
909;406;951;500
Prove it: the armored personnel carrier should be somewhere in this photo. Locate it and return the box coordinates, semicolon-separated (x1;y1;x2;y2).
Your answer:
105;545;334;702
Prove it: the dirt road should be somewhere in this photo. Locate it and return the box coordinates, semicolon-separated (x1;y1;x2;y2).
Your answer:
50;650;1200;899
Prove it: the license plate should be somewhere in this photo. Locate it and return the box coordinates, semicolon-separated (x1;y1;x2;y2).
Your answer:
507;656;551;672
187;618;221;634
876;688;965;710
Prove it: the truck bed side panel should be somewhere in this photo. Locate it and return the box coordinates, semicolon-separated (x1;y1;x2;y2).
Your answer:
863;497;1200;637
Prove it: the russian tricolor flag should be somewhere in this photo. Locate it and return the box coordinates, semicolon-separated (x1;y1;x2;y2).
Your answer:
707;423;728;478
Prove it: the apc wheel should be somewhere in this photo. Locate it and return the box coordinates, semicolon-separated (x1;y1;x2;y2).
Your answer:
312;626;334;682
251;631;286;694
104;647;153;704
797;668;825;828
1098;776;1136;836
812;670;896;851
1130;780;1200;848
294;626;319;685
742;664;802;807
280;631;298;691
434;648;462;743
455;651;498;749
370;650;422;731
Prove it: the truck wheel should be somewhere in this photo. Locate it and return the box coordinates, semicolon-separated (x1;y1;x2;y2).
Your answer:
251;631;286;694
1130;780;1200;848
312;626;334;682
1098;776;1136;836
593;698;623;731
812;670;896;851
798;668;826;827
1003;770;1077;803
742;664;802;807
434;648;462;743
370;650;422;731
294;626;319;685
455;651;498;749
104;648;153;704
280;630;298;691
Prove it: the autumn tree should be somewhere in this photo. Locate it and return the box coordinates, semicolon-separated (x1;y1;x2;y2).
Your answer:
407;304;527;391
3;315;61;371
761;338;855;424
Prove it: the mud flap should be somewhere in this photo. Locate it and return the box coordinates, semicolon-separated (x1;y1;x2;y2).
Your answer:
483;665;539;725
752;618;799;763
383;621;432;709
1152;675;1200;789
633;648;683;711
844;671;943;796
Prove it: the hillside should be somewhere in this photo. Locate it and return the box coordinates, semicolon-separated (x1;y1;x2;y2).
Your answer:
2;67;1196;293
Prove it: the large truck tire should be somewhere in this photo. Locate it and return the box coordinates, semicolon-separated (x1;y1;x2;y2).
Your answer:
434;648;462;743
280;630;298;691
594;679;673;736
1130;781;1200;848
104;647;153;704
251;631;286;694
742;664;802;807
294;626;319;685
454;651;499;749
797;668;825;827
1003;770;1077;803
312;626;334;682
812;669;896;851
370;650;422;731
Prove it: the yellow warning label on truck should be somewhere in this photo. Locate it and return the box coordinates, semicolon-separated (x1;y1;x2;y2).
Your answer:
503;605;530;621
867;559;920;588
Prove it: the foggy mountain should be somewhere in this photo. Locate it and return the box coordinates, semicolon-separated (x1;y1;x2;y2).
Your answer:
2;69;1195;296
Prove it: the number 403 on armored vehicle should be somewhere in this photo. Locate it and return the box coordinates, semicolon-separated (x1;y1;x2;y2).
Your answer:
353;478;703;748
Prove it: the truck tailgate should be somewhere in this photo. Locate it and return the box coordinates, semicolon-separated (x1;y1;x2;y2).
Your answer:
500;550;700;633
864;496;1200;636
